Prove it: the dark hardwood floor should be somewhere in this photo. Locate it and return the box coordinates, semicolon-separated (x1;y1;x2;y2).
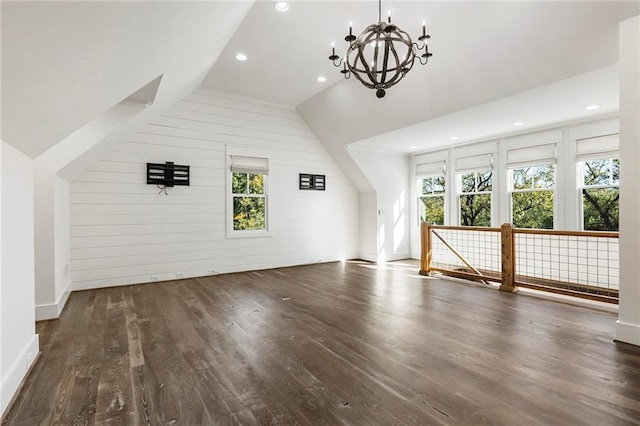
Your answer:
3;260;640;425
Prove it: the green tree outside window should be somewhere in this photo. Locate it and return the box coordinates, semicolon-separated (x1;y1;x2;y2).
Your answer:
581;159;619;231
511;165;555;229
459;170;492;227
232;173;266;231
419;175;445;225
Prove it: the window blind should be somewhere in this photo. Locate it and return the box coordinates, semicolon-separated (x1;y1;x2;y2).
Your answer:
455;153;493;173
416;161;445;177
506;143;556;168
230;155;269;175
576;134;619;161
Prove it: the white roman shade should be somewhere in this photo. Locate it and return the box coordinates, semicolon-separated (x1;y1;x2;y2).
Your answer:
416;161;445;177
576;134;619;161
455;153;493;173
230;155;269;175
506;143;556;168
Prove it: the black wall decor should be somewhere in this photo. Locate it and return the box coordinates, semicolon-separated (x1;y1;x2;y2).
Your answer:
147;162;190;187
299;173;325;191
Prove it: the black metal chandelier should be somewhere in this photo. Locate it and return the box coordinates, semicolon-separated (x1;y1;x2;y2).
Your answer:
329;0;433;98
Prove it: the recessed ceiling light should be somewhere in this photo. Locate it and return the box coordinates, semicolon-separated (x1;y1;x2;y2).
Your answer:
585;104;601;111
235;53;247;61
317;76;327;82
410;145;417;149
513;121;525;126
274;2;289;12
450;136;459;141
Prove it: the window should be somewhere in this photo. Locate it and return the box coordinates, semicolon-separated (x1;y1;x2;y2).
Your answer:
459;170;492;227
418;175;445;225
232;172;266;231
510;164;555;229
575;134;619;232
580;158;619;231
228;154;269;235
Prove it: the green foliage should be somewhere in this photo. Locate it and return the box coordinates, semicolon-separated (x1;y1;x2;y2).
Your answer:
512;191;554;229
460;194;491;226
420;196;444;225
233;197;266;230
232;173;266;231
583;188;619;231
249;174;264;194
582;159;619;231
422;176;445;194
232;173;248;194
511;165;554;229
460;171;492;226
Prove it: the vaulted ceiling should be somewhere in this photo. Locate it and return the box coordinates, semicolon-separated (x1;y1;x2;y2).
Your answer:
205;1;639;153
1;1;253;158
2;1;639;189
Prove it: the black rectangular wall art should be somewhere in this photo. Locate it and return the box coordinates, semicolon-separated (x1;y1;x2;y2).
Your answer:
147;162;190;187
299;173;326;191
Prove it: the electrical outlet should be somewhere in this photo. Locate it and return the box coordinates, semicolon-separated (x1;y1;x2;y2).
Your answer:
176;272;185;279
150;275;159;281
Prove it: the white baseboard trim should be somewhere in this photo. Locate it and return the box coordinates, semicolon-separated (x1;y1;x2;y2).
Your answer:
615;320;640;346
0;334;39;417
385;252;411;262
358;253;412;263
358;253;378;263
35;280;71;321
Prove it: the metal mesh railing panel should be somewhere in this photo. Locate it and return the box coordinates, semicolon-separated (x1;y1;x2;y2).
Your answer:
514;233;619;297
430;228;501;277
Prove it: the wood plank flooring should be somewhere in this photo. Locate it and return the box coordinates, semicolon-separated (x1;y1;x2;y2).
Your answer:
3;260;640;425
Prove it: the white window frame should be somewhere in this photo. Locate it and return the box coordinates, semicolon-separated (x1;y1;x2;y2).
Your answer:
578;157;619;231
417;174;446;225
509;163;556;229
457;169;493;227
226;147;271;239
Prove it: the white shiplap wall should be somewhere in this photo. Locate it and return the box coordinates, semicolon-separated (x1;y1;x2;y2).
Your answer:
70;89;359;290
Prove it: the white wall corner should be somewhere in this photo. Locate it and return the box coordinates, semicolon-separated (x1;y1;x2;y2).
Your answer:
615;321;640;347
358;253;379;263
616;15;640;347
35;280;71;321
0;334;39;417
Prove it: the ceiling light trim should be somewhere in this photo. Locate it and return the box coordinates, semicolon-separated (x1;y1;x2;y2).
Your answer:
274;2;289;12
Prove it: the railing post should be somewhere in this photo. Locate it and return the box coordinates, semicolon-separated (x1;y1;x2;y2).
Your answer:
419;222;432;276
500;223;518;292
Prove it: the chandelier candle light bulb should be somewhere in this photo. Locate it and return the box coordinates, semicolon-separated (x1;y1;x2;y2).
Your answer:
328;0;433;98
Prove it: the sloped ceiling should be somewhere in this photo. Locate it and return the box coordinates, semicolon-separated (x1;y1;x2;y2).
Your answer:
1;1;253;158
204;1;639;149
201;1;638;191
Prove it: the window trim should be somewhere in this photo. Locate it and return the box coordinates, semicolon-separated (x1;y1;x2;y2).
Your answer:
508;163;556;229
578;157;619;232
457;169;493;227
226;147;272;239
417;174;446;225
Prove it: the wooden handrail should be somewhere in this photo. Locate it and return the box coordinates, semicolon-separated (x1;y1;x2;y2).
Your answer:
427;224;618;238
513;228;619;238
419;221;619;304
427;224;500;233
